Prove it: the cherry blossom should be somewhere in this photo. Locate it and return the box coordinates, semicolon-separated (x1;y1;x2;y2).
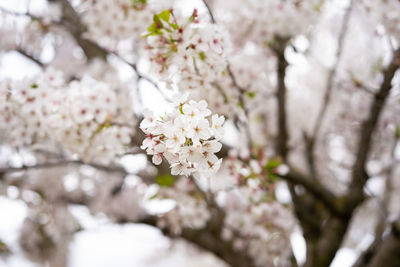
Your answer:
140;95;224;176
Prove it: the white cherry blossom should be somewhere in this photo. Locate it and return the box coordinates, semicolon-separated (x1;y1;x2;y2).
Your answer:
140;98;224;176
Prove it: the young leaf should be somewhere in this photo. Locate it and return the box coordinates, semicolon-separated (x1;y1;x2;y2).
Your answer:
264;158;281;171
199;51;206;61
246;91;256;98
158;10;171;22
156;174;175;187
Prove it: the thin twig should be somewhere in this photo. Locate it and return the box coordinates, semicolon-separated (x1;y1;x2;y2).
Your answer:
16;48;44;67
312;0;354;138
305;0;354;178
0;160;128;176
201;0;249;117
201;0;216;23
0;6;43;21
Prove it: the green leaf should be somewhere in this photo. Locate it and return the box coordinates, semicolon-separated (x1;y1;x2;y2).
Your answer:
143;22;163;37
246;91;256;98
153;14;163;29
148;192;159;200
169;23;179;30
199;51;206;61
263;158;281;181
237;100;244;109
313;0;324;12
268;172;278;181
158;10;171;22
264;158;281;171
156;174;175;187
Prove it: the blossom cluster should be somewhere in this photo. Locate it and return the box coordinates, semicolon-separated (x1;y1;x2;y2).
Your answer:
140;94;224;176
80;0;175;42
213;49;276;118
19;203;79;265
222;188;295;267
155;178;210;235
359;0;400;41
46;76;133;163
143;9;233;114
217;154;294;267
81;0;151;41
0;68;134;164
214;0;324;47
0;69;64;147
186;148;294;267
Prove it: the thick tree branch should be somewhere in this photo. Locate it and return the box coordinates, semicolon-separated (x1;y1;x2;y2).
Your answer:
278;169;344;217
273;38;290;160
352;135;399;267
363;219;400;267
57;0;107;60
139;215;256;267
305;49;400;267
55;0;166;98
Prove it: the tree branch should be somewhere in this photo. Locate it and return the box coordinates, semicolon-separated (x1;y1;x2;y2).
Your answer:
348;48;400;208
16;48;44;67
201;0;216;23
0;6;44;21
311;0;354;139
362;219;400;267
139;215;256;267
201;0;249;120
278;169;344;217
273;38;290;160
0;160;127;176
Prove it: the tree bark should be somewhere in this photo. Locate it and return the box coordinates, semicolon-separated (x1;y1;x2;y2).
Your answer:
365;220;400;267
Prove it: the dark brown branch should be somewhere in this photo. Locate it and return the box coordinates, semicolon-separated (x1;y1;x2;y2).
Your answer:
278;169;344;217
56;0;106;60
361;219;400;267
54;0;166;99
273;38;290;160
272;36;352;267
201;0;216;23
352;236;383;267
139;215;256;267
16;48;44;67
347;48;400;208
351;130;400;267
